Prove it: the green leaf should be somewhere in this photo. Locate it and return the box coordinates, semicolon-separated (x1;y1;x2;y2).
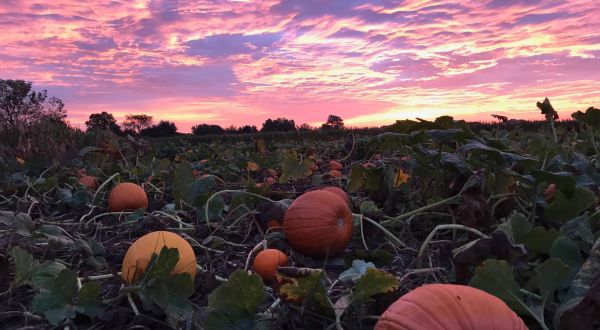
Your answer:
333;268;398;320
172;161;194;207
521;226;561;254
78;281;104;317
348;166;366;193
278;270;330;310
10;247;39;288
469;259;527;314
535;258;570;309
33;225;74;245
550;236;584;268
279;150;311;183
359;200;381;218
32;269;78;326
142;247;180;281
30;262;67;289
205;270;265;330
545;187;596;222
531;170;576;197
350;268;398;303
364;168;383;192
554;236;600;329
498;212;532;244
135;247;195;326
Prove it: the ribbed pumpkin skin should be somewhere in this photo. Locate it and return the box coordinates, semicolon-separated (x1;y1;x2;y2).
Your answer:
121;231;197;283
375;284;528;330
283;190;353;257
252;249;289;281
320;186;351;205
108;182;148;212
79;175;98;190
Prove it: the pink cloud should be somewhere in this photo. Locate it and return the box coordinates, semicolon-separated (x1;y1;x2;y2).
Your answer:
0;0;598;132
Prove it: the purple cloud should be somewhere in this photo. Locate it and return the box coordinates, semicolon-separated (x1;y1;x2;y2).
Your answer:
186;32;282;57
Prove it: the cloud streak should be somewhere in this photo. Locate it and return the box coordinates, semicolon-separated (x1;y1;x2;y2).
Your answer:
0;0;598;132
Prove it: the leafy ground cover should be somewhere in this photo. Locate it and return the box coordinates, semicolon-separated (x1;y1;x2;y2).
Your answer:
2;109;600;329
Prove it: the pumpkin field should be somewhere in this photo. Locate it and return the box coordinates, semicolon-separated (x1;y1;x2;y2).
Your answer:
2;109;600;329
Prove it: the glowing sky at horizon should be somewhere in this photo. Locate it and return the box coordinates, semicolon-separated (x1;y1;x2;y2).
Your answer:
1;0;599;132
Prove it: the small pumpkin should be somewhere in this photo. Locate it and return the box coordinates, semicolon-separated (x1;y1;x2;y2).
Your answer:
121;231;197;283
283;190;353;257
79;175;98;190
329;160;343;170
252;249;289;281
328;170;342;178
320;186;350;205
375;284;527;330
108;182;148;212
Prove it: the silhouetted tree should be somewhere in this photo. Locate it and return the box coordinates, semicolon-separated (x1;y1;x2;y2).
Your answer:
191;124;225;135
321;115;344;130
0;79;66;129
86;112;122;134
297;123;313;131
139;120;178;137
122;114;153;134
225;125;238;134
261;117;296;132
238;125;258;134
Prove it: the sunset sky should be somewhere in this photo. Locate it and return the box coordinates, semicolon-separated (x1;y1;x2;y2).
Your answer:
1;0;599;132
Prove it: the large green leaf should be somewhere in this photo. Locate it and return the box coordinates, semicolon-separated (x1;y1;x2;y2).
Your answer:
205;270;265;330
32;269;103;326
521;226;561;254
545;187;596;222
469;259;527;314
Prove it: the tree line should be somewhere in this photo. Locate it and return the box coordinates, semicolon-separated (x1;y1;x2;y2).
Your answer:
0;79;349;138
85;112;346;137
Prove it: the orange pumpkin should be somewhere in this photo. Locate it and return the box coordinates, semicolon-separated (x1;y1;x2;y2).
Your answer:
320;186;351;205
375;284;527;330
79;175;98;190
252;249;289;281
108;182;148;212
121;231;197;283
329;160;343;170
283;190;353;257
329;170;342;178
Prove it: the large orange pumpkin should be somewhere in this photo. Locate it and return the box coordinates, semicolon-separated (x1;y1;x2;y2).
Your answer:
252;249;289;281
320;186;351;205
375;284;527;330
79;175;98;190
121;231;197;283
108;182;148;212
283;190;353;257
